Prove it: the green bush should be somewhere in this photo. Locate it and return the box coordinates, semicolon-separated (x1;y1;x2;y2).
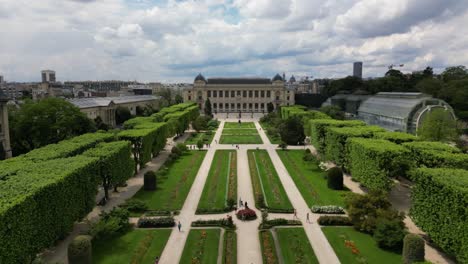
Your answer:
308;119;365;154
410;168;468;263
120;199;148;213
137;217;175;228
311;205;345;214
347;138;409;191
324;125;385;168
171;145;182;155
0;156;100;263
403;141;467;171
403;234;425;264
317;215;352;226
259;218;302;229
144;171;157;191
68;235;92;264
89;208;130;240
374;131;420;144
373;218;407;251
327;167;344;190
192;218;236;230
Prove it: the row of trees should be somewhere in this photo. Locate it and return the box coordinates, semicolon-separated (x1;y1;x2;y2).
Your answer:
321;66;468;121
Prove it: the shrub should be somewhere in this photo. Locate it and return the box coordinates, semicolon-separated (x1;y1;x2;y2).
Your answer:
308;119;365;154
327;167;344;190
89;208;130;240
303;151;315;161
259;218;301;229
197;140;204;150
171;145;182;155
176;143;188;153
256;194;266;208
137;217;175;228
317;216;352;226
311;205;345;214
403;234;425;264
120;199;148;213
226;198;236;210
374;131;419;144
278;142;288;150
144;171;156;191
410;168;468;263
236;208;257;221
373;218;407;251
191;218;236;230
347;138;409;191
68;235;92;264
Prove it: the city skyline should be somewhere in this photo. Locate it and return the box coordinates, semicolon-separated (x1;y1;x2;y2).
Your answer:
1;0;468;82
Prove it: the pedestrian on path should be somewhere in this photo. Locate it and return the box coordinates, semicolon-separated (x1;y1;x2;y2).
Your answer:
178;221;181;232
293;209;297;219
154;256;159;264
239;197;243;208
306;212;309;223
245;201;248;209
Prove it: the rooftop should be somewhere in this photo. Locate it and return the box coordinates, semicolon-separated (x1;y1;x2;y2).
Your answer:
206;77;272;85
69;95;160;109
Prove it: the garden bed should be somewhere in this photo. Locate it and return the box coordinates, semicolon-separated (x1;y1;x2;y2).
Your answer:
180;229;221;264
224;122;256;128
276;227;319;264
185;132;215;145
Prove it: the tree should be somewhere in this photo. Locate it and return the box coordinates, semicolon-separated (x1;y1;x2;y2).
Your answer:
415;78;443;97
174;94;183;104
8;98;95;156
204;98;212;116
192;115;210;132
441;65;467;82
417;108;457;142
422;66;433;78
385;69;405;79
327;167;343;190
115;106;132;125
403;234;425;264
320;105;345;120
439;79;468;121
279;116;305;145
156;88;172;105
94;116;109;131
267;102;274;113
373;218;407;251
196;140;204;150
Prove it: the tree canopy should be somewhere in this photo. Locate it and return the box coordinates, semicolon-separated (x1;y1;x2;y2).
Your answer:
417;108;457;142
279;116;305;145
9;98;95;156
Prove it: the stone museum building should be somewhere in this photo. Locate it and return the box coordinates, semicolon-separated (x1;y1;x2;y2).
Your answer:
183;73;295;113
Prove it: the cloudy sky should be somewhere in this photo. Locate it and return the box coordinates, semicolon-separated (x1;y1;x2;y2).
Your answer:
1;0;468;82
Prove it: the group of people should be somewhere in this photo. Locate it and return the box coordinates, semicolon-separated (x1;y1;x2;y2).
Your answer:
232;144;240;149
238;197;249;209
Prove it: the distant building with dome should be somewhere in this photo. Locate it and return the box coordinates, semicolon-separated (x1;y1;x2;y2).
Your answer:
183;74;294;113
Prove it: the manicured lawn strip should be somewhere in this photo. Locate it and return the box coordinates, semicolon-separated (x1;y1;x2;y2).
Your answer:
275;227;319;264
220;135;263;144
322;227;402;264
260;230;279;264
197;150;237;213
222;230;237;264
93;229;171;264
248;150;293;211
221;128;259;135
277;150;348;207
185;132;215;145
131;151;207;210
224;122;256;128
180;229;221;264
259;122;282;144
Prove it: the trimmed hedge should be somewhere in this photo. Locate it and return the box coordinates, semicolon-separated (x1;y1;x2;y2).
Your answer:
308;119;365;154
259;218;302;230
410;168;468;263
324;125;385;168
83;141;134;196
280;105;331;136
311;205;345;214
191;219;236;230
317;215;352;226
403;141;467;171
347;138;409;191
144;171;157;191
374;131;420;144
402;234;425;264
137;217;175;228
0;156;100;263
327;167;344;190
68;235;92;264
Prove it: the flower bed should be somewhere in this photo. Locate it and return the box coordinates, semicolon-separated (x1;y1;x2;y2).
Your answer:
137;217;175;228
311;205;345;214
259;218;302;230
260;230;278;264
236;208;257;221
191;218;236;230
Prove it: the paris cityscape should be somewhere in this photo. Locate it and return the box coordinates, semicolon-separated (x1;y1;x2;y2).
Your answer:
0;1;467;264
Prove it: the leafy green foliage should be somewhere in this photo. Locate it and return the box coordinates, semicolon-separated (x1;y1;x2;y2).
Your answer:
197;140;204;150
320;105;345;120
317;216;352;226
347;138;409;190
68;235;92;264
417;108;457;142
308;119;365;154
374;131;420;144
402;234;425;264
403;141;467;171
324;125;385;168
9;98;95;155
410;168;468;263
192;115;211;132
327;167;344;190
279;116;305;145
0;156;100;263
204;98;212;116
89;208;130;240
373;218;407;251
144;171;156;191
137;217;175;228
120;199;148;213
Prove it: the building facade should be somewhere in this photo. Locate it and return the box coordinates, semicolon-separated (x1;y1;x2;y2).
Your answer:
41;70;56;83
353;62;363;79
183;74;294;113
0;90;12;159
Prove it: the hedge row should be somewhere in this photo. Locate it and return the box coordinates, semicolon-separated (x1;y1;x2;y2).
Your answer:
403;141;468;171
325;125;385;168
83;141;135;197
280;105;331;136
410;168;468;263
309;119;365;153
373;131;420;144
347;138;409;191
0;156;100;263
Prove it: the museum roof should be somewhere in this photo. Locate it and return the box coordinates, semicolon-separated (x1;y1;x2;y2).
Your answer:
206;77;272;85
69;95;160;109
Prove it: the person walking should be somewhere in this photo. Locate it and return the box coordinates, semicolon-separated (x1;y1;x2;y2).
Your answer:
178;221;181;232
306;212;309;223
239;197;243;208
154;256;159;264
245;201;248;209
293;209;297;220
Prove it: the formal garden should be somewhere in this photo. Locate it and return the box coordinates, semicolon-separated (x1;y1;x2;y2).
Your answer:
247;149;293;212
220;122;263;144
197;150;237;214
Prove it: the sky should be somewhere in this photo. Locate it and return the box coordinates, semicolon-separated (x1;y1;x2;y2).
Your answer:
1;0;468;83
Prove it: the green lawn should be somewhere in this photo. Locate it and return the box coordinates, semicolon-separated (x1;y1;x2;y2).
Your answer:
130;151;207;210
197;150;237;213
322;227;402;264
219;135;263;144
185;132;215;145
276;227;319;264
248;150;293;211
180;229;221;264
277;150;348;207
260;230;279;264
92;229;171;264
221;128;258;135
259;122;282;144
224;122;256;128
